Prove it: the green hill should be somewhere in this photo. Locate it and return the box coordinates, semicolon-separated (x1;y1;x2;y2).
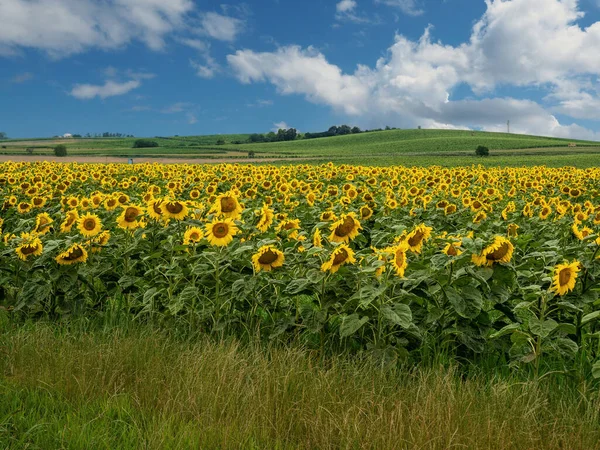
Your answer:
1;129;599;167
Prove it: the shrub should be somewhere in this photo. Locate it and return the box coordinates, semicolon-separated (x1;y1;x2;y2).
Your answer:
26;148;34;155
54;144;67;157
133;139;159;149
216;139;226;145
476;145;490;157
248;150;256;158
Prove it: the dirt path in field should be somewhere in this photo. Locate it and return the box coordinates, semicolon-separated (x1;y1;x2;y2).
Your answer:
0;155;320;164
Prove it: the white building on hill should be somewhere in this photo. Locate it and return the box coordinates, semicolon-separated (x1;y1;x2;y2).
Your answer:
63;133;73;138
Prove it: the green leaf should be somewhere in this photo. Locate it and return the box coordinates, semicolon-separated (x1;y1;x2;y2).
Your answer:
339;314;369;338
489;323;521;339
592;360;600;379
529;317;558;338
446;286;482;319
550;338;578;359
582;311;600;326
381;303;412;329
351;284;387;308
284;279;311;295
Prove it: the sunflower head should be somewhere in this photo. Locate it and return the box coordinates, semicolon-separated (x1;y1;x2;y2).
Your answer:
405;224;433;253
183;227;205;246
117;205;144;230
161;199;189;220
321;244;356;273
252;245;285;273
329;213;361;243
34;212;53;235
56;243;88;265
60;210;80;233
205;218;237;247
15;233;43;261
78;213;102;238
550;261;580;296
472;236;514;267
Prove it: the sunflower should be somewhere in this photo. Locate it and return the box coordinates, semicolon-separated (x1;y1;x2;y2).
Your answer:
359;205;373;220
78;213;102;238
572;223;593;241
147;198;165;221
104;196;119;211
15;233;43;261
550;261;580;296
60;210;79;233
214;192;243;219
91;230;111;253
205;218;238;246
277;219;301;240
404;224;433;254
329;213;361;243
444;204;457;215
473;211;487;224
390;244;409;277
252;245;285;273
321;244;356;273
55;243;88;265
33;212;53;235
17;202;32;214
117;205;145;230
256;204;274;232
472;236;514;267
443;241;463;257
507;223;519;238
320;211;336;222
161;199;188;221
183;226;204;245
313;228;322;248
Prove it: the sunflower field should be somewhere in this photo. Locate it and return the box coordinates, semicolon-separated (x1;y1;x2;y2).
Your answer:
2;161;600;373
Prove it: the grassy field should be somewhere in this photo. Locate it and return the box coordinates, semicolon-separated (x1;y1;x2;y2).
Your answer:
1;129;599;166
1;318;599;450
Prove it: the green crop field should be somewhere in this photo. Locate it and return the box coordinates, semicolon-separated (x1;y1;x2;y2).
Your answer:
2;129;599;167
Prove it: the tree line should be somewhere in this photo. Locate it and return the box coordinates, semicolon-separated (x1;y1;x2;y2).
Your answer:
237;125;399;144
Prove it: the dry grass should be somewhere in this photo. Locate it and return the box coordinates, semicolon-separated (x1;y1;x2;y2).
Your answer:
1;322;599;449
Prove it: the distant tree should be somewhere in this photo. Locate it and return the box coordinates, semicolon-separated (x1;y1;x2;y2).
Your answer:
72;134;82;138
385;125;391;131
0;132;7;140
26;147;34;155
249;133;266;143
338;125;352;135
327;126;339;136
351;126;361;134
132;139;159;148
284;128;298;141
265;132;277;142
216;139;226;145
475;145;490;157
248;150;256;158
54;144;67;157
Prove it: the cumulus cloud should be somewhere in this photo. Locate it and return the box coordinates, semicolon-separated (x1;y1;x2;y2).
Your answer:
197;12;244;42
228;0;600;139
70;80;141;100
0;0;194;58
337;0;357;13
272;121;289;131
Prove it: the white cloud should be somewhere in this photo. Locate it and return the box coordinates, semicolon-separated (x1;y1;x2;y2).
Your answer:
161;102;193;114
337;0;357;13
198;12;244;42
0;0;194;58
187;112;198;124
228;46;370;115
10;72;33;83
228;0;600;140
70;80;140;100
272;121;289;132
375;0;424;16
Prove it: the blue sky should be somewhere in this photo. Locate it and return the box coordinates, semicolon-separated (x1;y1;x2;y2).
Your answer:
2;0;600;139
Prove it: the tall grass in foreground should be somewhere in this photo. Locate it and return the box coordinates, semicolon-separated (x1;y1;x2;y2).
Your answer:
1;318;600;449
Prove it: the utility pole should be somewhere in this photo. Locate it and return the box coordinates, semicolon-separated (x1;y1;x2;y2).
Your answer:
507;120;510;133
